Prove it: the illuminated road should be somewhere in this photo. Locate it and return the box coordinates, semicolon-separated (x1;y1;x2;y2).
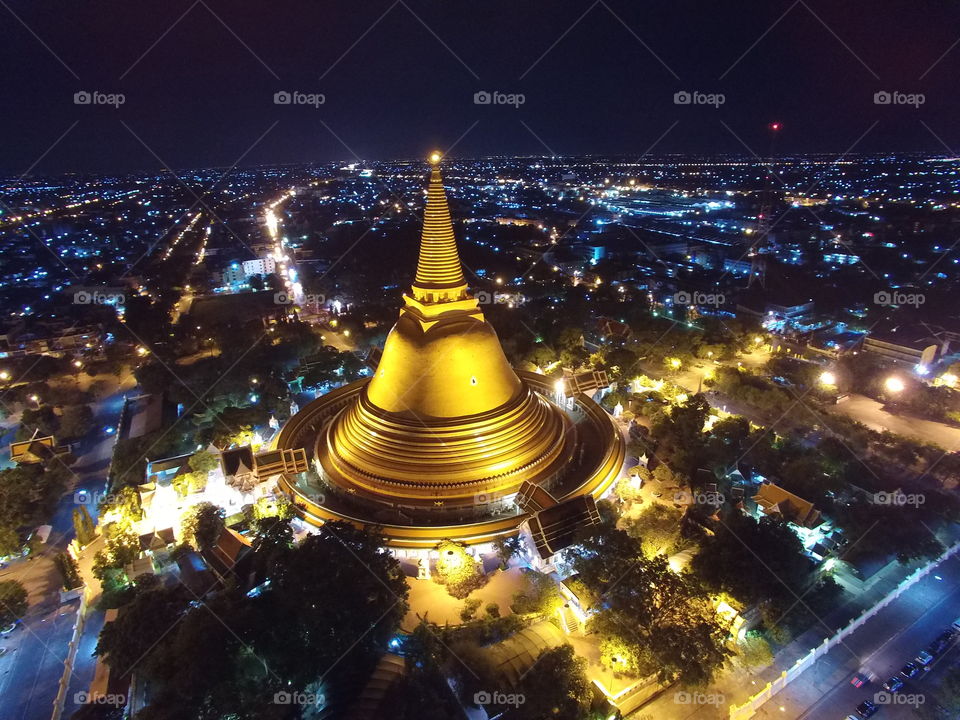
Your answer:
0;557;78;720
833;393;960;451
0;381;129;720
753;553;960;719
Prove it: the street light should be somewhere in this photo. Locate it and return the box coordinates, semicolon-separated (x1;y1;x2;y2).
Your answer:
819;371;836;386
885;376;905;394
0;370;9;382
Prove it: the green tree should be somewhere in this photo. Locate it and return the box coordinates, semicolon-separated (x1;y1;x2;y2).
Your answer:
188;450;219;475
735;632;773;669
511;645;592;720
17;405;59;439
434;539;486;598
96;583;191;683
181;502;226;551
252;521;409;690
0;525;22;557
92;524;140;580
54;552;82;590
691;511;814;615
59;404;94;440
919;665;960;719
493;535;522;570
385;621;463;720
0;580;29;627
623;502;682;558
568;525;731;685
460;598;482;622
73;506;96;547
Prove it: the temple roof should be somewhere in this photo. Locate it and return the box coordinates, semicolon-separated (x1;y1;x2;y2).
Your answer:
412;158;467;295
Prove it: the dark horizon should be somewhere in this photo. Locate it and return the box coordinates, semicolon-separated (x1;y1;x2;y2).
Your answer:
2;0;959;175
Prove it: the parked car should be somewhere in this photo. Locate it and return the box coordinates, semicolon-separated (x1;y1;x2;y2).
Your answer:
900;661;921;679
850;673;870;688
915;650;935;668
883;676;903;692
951;616;960;633
856;700;879;717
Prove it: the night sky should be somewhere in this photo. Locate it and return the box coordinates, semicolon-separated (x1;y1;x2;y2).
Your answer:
2;0;959;174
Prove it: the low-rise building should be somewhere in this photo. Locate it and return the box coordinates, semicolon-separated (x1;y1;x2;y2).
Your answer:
862;324;938;367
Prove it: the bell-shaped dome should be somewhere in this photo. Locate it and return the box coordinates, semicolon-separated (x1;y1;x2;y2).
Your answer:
366;313;521;418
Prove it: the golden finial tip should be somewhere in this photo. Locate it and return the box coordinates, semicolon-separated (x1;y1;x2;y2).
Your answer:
429;152;442;165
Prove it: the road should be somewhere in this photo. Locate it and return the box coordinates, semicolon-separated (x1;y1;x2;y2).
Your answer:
1;375;131;720
833;393;960;451
755;553;960;719
0;603;80;720
663;350;960;451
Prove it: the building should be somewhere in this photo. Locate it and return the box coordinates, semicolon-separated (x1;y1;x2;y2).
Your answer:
219;445;308;492
9;435;70;464
752;483;822;529
221;263;246;285
521;495;602;572
275;156;624;549
243;256;276;277
862;325;938;367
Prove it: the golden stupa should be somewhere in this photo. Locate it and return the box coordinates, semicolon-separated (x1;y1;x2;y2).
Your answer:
276;155;624;547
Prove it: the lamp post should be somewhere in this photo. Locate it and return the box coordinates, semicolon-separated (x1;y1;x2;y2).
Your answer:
885;376;905;394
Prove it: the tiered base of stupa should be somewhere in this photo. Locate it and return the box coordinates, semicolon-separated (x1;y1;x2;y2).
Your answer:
274;371;624;548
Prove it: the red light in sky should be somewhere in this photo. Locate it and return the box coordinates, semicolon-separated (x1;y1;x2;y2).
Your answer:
770;122;781;131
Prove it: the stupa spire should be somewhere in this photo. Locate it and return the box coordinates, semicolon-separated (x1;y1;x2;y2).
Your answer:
411;153;467;303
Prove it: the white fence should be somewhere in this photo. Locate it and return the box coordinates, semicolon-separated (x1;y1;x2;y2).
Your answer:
50;587;88;720
729;541;960;720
